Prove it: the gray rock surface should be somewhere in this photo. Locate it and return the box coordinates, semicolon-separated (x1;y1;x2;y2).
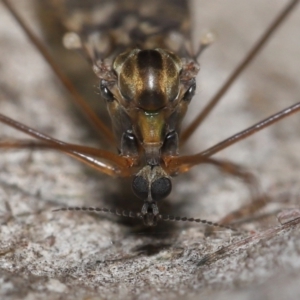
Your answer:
0;1;300;299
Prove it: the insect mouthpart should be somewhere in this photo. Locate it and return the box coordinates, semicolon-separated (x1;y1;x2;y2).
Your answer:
132;165;172;226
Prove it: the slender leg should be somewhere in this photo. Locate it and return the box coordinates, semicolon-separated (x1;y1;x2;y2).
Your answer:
181;0;300;144
204;158;268;225
165;154;267;224
164;103;300;225
218;199;269;225
0;113;135;177
166;102;300;174
205;158;262;200
0;140;134;177
2;0;115;145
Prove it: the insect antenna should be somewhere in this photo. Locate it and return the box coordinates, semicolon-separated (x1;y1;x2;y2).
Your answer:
53;207;239;232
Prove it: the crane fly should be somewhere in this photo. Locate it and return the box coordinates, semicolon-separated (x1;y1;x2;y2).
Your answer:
0;0;299;228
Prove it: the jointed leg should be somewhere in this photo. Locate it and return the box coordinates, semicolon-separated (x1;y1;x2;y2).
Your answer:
0;113;134;177
165;102;300;175
164;103;300;224
205;158;268;225
0;140;132;177
2;0;115;145
181;0;300;144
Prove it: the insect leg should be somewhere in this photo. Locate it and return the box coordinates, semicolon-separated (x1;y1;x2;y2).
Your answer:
202;158;268;225
204;158;263;199
1;0;115;145
0;114;133;177
167;102;300;174
181;0;300;144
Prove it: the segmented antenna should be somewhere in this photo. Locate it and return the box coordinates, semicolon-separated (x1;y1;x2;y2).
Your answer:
53;206;238;232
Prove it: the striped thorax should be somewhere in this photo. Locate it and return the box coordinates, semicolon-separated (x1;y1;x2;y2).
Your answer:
51;0;200;224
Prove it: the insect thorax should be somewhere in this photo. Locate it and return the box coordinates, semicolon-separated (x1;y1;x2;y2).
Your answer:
107;48;197;165
55;0;199;164
54;0;199;218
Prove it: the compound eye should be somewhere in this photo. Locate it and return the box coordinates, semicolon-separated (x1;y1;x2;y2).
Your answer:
132;176;149;200
151;177;172;201
183;82;196;102
100;82;114;102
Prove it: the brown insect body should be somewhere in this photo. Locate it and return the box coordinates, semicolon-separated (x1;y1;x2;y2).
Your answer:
52;0;199;224
1;0;299;226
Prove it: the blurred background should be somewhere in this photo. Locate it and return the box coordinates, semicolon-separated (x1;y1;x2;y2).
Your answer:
0;1;300;299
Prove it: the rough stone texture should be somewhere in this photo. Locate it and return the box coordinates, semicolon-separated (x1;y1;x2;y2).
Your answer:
0;0;300;299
